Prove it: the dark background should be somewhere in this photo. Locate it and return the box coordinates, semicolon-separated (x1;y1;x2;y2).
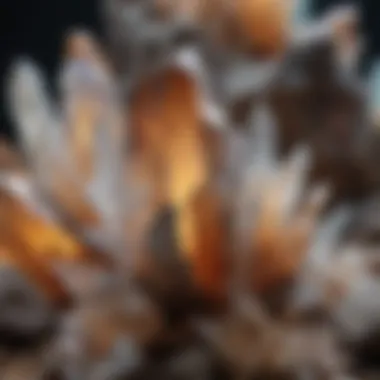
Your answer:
0;0;380;139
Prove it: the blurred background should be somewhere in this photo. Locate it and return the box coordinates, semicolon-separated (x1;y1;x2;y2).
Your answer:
0;0;379;139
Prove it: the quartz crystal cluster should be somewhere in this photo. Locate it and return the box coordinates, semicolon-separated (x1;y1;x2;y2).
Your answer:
2;0;380;379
